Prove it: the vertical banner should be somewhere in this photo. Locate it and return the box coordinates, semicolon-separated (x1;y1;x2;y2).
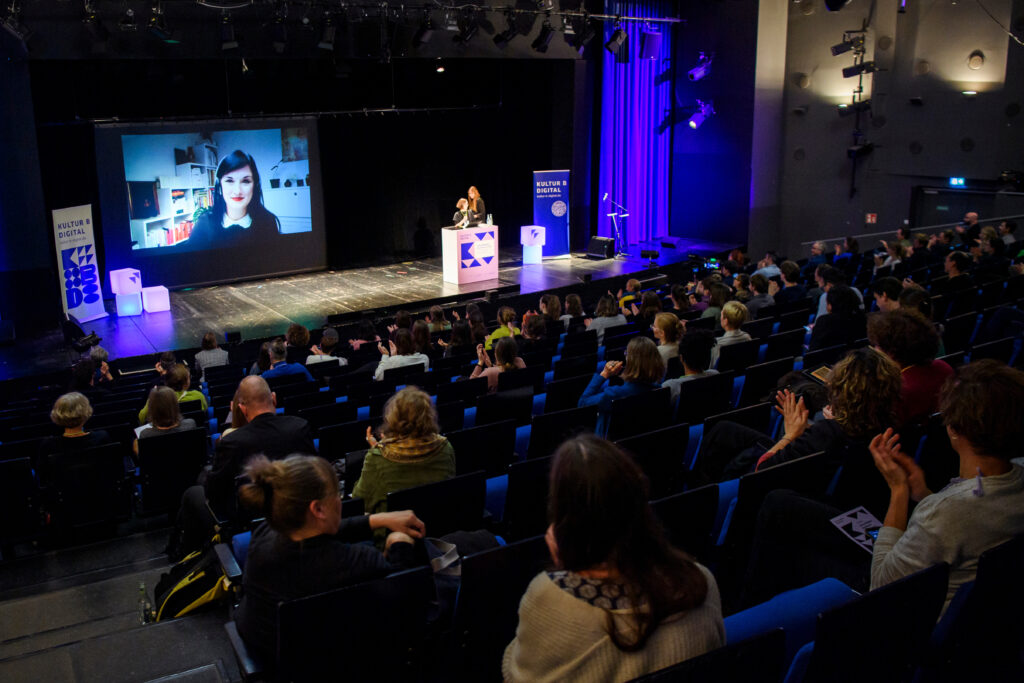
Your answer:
533;170;571;258
52;204;108;323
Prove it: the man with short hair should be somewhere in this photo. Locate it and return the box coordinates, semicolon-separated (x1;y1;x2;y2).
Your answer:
999;220;1017;246
753;251;781;279
772;261;808;306
261;338;314;382
943;250;974;293
870;277;902;312
816;268;864;318
745;274;776;319
800;242;827;278
956;211;981;246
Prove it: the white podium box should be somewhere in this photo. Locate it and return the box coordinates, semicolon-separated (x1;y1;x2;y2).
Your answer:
442;225;499;285
521;225;546;265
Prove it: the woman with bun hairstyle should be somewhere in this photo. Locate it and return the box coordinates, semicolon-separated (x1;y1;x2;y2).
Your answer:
188;150;281;249
234;454;426;664
651;312;684;364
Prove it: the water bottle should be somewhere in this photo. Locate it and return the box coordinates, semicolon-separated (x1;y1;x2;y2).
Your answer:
487;213;493;225
138;581;154;624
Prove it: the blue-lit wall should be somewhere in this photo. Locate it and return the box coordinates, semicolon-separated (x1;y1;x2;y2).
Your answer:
666;1;759;248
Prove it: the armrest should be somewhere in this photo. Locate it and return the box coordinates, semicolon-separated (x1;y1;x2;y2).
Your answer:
214;542;243;582
224;620;265;681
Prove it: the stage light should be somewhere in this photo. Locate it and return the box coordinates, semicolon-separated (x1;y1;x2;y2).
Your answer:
148;3;179;44
531;20;554;53
82;2;110;53
117;7;137;32
452;11;479;46
605;27;627;55
847;142;874;159
566;18;596;54
413;17;434;46
492;11;516;49
318;16;336;51
842;61;877;78
687;52;713;81
687;100;715;130
830;35;863;56
1;1;29;49
837;99;871;117
220;13;238;51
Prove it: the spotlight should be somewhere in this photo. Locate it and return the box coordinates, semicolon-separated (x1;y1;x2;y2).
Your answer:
531;20;554;53
830;34;864;56
220;13;238;50
687;100;715;130
118;7;137;32
452;12;478;46
687;51;713;81
847;142;875;159
837;99;871;117
413;17;434;46
842;61;877;78
493;11;516;49
566;18;596;54
605;27;627;55
148;3;179;44
318;16;336;51
2;2;30;45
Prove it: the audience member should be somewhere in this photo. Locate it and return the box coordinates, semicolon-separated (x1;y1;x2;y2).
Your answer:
249;342;272;376
770;261;807;306
667;284;692;314
744;274;774;319
471;337;526;392
438;321;475;357
651;312;684;364
517;315;549;354
139;364;207;424
235;454;425;665
374;329;430;380
832;236;859;261
89;346;116;385
353;387;456;518
999;219;1017;246
662;328;718;403
387;310;413;341
867;310;953;426
193;332;229;382
68;358;107;397
815;267;864;318
538;294;562;327
261;339;314;382
720;260;741;287
348;319;381;352
411;320;435;357
711;301;752;368
37;392;113;484
154;351;178;382
956;210;981;246
732;273;752;303
942;250;974;293
484;306;521;350
306;327;347;367
503;435;724;682
869;276;902;312
701;283;731;327
561;294;584;328
579;336;665;436
808;284;867;351
134;386;198;454
869;360;1024;611
284;324;310;366
220;387;248;438
426;305;451;333
627;291;662;328
801;241;827;278
616;279;642;308
753;251;781;279
585;295;628;345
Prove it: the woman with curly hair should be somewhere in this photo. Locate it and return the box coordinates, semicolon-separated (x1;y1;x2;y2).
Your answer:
503;435;724;682
352;387;456;517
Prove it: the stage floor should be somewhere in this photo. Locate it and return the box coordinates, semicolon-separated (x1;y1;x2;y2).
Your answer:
0;237;735;382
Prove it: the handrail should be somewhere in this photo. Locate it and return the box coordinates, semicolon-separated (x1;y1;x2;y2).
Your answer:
799;214;1024;247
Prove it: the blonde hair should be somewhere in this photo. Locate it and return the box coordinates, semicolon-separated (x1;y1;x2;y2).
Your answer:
625;279;641;293
653;312;684;343
238;455;336;534
381;387;440;440
721;301;749;330
50;392;92;428
497;306;517;325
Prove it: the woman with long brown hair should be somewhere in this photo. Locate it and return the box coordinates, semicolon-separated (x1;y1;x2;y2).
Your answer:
503;435;724;681
467;185;486;224
578;336;665;436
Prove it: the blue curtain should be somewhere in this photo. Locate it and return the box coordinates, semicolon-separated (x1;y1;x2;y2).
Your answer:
598;0;673;247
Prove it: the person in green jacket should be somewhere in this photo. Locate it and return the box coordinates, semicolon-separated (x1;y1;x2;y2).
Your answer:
484;306;521;350
138;363;207;424
353;386;456;520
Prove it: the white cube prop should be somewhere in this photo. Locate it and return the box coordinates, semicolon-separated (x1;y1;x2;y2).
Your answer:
520;225;546;265
116;292;143;317
142;285;170;313
109;268;142;295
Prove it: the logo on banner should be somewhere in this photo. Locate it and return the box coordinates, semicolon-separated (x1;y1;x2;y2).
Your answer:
551;201;567;217
62;245;102;310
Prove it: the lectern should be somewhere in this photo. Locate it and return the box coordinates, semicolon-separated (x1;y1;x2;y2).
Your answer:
442;225;499;285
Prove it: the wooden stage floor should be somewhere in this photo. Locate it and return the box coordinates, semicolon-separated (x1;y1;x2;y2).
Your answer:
0;237;735;382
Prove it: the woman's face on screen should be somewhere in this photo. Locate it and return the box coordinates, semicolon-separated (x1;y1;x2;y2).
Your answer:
221;165;254;215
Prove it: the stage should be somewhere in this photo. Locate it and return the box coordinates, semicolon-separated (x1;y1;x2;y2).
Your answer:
0;237;735;383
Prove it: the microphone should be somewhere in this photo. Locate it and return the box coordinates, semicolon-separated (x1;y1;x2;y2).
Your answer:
602;192;609;201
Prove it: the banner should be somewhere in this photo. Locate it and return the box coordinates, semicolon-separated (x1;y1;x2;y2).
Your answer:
533;170;571;258
52;204;108;323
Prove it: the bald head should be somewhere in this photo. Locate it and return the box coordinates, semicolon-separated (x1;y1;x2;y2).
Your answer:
965;212;979;225
237;375;276;419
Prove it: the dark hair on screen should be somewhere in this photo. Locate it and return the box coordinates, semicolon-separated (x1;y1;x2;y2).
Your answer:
69;359;96;391
211;150;280;231
750;273;769;295
779;260;800;284
826;285;862;319
670;284;691;311
157;351;177;373
467;309;487;343
548;435;708;652
238;454;336;533
940;360;1024;461
706;283;731;310
524;314;546;340
394;310;412;330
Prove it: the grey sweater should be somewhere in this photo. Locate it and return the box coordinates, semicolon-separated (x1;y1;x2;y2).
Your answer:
871;463;1024;612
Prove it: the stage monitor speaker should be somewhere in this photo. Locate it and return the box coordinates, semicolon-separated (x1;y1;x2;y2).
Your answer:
640;31;662;60
0;320;14;346
587;236;615;259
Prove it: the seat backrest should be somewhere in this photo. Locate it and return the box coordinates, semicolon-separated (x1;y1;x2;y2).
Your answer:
741;318;774;341
615;423;691;499
801;344;848;371
738;357;795;407
317;418;374;461
446;419;517;477
629;628;785;682
497;364;545;393
453;536;549;679
436;376;488;404
281;391;336;414
650;484;718;563
527;405;598;460
386;470;487;537
382;362;426;384
543;374;594;413
764;329;805;362
969;336;1014;364
138;428;210;516
716;339;759;374
297;400;358;431
607;387;673;441
916;412;959;494
701;403;772;447
0;457;41;543
804;563;950;683
675;372;734;425
552;353;598;381
476;386;534;427
504;456;553;541
46;443;131;529
277;566;434;681
941;312;978;353
776;309;810;333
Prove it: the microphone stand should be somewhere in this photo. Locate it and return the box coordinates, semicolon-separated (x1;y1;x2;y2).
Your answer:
604;196;631;258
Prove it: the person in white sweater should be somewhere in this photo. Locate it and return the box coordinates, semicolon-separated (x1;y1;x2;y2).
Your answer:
373;328;429;381
503;435;724;682
585;295;628;345
868;360;1024;613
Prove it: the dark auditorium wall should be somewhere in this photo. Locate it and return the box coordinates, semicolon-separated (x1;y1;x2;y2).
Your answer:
667;0;760;248
760;0;1024;259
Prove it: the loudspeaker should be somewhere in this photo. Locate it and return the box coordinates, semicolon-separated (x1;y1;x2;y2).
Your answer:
587;236;615;259
639;31;662;60
0;320;14;346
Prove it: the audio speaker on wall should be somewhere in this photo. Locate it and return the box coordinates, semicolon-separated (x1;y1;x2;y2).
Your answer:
587;236;615;259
